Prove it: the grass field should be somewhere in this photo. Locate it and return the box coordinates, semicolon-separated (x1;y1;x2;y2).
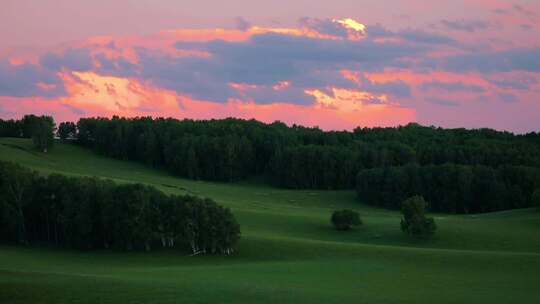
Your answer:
1;137;539;303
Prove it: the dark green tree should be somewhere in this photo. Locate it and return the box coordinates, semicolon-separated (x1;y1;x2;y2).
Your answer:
400;195;436;238
32;117;55;153
21;115;41;138
57;122;76;140
331;209;362;231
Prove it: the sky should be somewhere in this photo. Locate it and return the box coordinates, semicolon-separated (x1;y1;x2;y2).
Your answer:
1;0;540;132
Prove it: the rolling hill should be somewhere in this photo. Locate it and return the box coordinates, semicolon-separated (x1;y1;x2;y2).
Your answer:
1;137;539;303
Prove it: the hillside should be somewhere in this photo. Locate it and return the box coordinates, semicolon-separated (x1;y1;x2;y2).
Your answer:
1;138;540;303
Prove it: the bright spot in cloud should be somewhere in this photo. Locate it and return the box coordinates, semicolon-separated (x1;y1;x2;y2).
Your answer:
333;18;367;35
59;71;177;113
306;87;390;112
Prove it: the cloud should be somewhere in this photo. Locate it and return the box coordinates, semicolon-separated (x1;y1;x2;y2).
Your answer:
0;71;416;131
136;51;241;102
298;17;350;38
441;48;540;72
520;24;533;31
297;17;368;40
137;31;423;103
513;4;536;17
398;29;458;45
40;48;93;71
493;4;537;18
427;97;460;107
1;17;540;133
344;72;411;97
234;17;251;31
440;19;490;32
0;60;64;97
493;8;508;15
95;53;138;76
419;80;485;93
364;79;411;97
498;92;518;103
231;84;315;104
289;69;357;90
367;24;458;46
365;24;394;37
488;75;538;90
62;103;86;115
0;23;462;109
204;31;422;71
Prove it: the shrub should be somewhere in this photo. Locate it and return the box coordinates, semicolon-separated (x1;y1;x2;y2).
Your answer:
400;195;436;238
331;209;362;231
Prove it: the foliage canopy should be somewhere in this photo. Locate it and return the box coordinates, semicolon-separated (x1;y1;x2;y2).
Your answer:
331;209;362;231
400;196;437;238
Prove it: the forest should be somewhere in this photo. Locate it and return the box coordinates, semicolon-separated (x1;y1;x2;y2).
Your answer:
2;115;540;213
0;160;240;254
356;164;540;213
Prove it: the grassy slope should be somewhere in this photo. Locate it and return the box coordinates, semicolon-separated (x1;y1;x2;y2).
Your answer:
0;137;539;304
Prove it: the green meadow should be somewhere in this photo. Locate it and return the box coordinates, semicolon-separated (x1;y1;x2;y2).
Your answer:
1;137;539;304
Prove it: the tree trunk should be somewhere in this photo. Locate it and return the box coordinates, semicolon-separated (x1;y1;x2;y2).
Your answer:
45;210;51;243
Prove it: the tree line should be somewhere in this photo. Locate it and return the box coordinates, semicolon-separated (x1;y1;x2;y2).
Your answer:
0;161;240;254
72;117;540;185
356;163;540;213
0;115;55;152
2;115;540;213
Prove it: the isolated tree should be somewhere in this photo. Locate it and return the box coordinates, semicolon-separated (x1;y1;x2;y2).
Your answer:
57;122;77;140
400;195;436;238
331;209;362;231
532;189;540;211
32;117;55;153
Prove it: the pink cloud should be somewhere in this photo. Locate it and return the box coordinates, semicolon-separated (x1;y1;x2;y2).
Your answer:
1;71;415;130
1;12;540;133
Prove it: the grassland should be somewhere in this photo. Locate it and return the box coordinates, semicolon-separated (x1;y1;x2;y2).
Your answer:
1;137;539;303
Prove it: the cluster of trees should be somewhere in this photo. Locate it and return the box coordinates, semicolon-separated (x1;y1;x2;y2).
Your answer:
356;164;540;213
0;161;240;254
57;122;77;140
0;115;55;152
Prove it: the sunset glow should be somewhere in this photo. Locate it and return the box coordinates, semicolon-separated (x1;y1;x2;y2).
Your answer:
333;18;367;36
